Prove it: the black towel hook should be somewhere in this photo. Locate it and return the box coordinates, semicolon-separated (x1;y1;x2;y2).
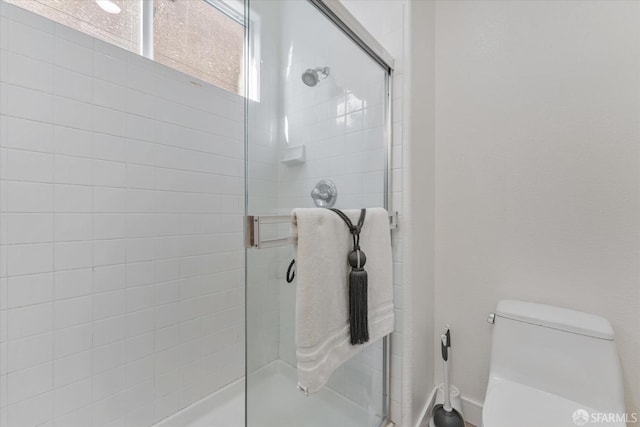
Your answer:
286;259;296;283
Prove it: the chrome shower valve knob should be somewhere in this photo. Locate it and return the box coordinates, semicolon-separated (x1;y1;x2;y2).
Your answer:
311;179;338;208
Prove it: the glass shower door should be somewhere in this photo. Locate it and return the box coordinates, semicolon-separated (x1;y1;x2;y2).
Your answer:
245;1;392;426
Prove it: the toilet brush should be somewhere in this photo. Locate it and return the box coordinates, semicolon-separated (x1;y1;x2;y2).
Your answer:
431;328;465;427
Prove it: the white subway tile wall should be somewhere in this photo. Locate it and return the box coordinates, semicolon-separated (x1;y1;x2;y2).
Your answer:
241;2;403;422
243;1;283;377
251;0;405;417
339;1;406;423
0;2;245;427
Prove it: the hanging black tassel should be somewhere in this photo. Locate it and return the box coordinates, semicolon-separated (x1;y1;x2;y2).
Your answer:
348;249;369;344
330;208;370;345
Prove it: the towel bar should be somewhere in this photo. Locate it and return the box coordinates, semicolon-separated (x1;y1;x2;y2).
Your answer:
246;211;399;249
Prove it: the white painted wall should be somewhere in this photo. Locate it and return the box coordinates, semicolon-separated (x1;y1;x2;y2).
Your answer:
434;0;640;420
404;2;436;426
0;3;245;426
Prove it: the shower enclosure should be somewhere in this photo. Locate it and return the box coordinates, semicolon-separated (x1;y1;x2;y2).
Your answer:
245;1;394;426
0;0;394;425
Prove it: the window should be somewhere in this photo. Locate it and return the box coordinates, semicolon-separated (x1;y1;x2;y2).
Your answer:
154;0;244;94
6;0;246;95
6;0;142;53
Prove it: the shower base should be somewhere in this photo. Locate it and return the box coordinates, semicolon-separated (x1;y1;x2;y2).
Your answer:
154;360;373;427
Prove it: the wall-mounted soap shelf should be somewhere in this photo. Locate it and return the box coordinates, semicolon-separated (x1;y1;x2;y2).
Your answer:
281;145;306;165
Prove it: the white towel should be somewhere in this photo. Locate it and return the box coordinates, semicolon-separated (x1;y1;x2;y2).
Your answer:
292;207;394;395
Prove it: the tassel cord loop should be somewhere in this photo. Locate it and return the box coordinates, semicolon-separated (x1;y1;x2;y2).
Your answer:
330;208;366;250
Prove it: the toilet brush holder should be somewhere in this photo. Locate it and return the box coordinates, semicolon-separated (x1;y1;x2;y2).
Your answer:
430;327;465;427
429;384;464;427
435;384;463;414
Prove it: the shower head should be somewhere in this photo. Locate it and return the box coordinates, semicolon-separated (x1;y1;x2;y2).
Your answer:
301;66;330;87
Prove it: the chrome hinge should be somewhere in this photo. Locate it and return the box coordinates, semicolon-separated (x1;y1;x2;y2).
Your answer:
389;211;398;230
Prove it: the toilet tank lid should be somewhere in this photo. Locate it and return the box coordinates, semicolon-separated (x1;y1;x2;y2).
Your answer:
495;300;615;340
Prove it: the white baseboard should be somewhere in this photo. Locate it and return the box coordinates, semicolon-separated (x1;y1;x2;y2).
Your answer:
414;386;439;427
461;395;484;427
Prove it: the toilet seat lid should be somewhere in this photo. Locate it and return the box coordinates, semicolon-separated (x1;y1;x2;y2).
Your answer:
483;379;625;427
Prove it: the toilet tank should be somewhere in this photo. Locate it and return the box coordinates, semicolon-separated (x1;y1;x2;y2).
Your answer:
488;300;625;413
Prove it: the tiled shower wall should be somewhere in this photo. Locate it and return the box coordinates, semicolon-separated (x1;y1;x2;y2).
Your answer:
246;1;388;415
244;6;395;414
326;1;406;422
244;1;282;374
271;0;393;413
0;3;244;427
275;23;387;210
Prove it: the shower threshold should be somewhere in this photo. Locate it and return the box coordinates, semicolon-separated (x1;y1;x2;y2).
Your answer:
153;360;377;427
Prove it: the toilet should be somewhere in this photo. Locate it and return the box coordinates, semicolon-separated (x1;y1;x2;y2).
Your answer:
482;300;626;427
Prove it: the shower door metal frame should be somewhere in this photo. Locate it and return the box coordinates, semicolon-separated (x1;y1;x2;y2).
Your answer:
244;0;396;426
